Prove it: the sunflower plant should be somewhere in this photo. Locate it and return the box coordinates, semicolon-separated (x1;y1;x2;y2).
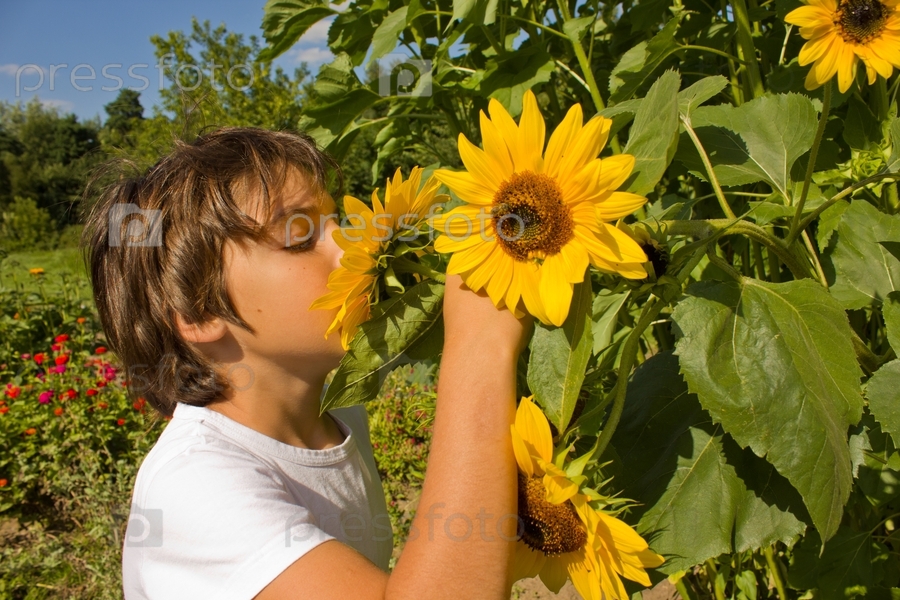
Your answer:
266;0;900;595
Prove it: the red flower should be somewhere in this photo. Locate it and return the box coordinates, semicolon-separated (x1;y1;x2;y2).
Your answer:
54;334;69;343
86;389;98;396
51;344;61;352
33;353;45;365
0;479;7;487
97;381;107;388
0;407;9;414
95;347;107;355
54;407;64;416
4;386;21;399
133;397;147;411
55;355;69;366
24;428;36;435
76;317;86;324
65;389;77;400
97;402;108;409
117;418;126;426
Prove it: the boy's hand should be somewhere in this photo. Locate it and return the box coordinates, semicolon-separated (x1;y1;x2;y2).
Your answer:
442;274;533;359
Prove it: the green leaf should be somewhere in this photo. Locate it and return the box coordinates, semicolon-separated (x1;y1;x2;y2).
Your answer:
677;75;729;118
788;528;890;600
677;93;818;199
829;200;900;309
479;46;555;116
609;18;680;104
612;353;808;575
527;280;594;432
562;16;596;42
451;0;498;24
851;414;900;507
321;281;444;412
259;0;336;62
884;291;900;352
370;7;408;61
623;70;681;196
672;279;864;542
843;95;883;152
816;199;849;252
867;360;900;445
591;290;629;355
887;119;900;173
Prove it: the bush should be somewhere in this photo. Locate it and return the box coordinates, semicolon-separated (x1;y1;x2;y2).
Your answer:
0;197;58;254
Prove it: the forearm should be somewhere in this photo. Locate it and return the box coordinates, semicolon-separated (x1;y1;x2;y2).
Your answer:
385;334;518;600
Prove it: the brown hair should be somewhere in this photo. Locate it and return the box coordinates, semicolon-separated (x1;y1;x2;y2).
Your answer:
80;127;342;416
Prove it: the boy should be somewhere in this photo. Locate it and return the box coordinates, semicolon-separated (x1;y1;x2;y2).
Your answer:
81;127;530;599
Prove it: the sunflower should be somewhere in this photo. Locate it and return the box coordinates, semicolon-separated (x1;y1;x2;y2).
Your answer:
432;90;648;327
786;0;900;92
510;397;664;599
310;167;446;349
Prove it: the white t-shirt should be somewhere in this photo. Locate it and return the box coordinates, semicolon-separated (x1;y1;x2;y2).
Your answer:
122;402;393;600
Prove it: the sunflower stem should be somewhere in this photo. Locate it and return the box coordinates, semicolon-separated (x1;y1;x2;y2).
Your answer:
707;246;742;282
764;545;789;600
681;115;737;219
789;80;832;242
730;0;765;99
593;248;706;460
392;256;446;283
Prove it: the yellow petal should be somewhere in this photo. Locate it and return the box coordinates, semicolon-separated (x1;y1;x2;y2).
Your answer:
488;98;528;171
543;472;579;504
596;191;648;221
785;5;832;27
520;265;550;323
813;38;843;85
544;104;583;178
808;0;837;9
459;135;503;194
539;256;575;327
433;169;494;205
798;31;837;66
511;541;545;584
805;63;824;90
515;396;554;464
447;241;495;275
480;110;514;178
597;154;636;193
559;115;612;182
568;551;602;600
517;90;546;173
483;248;514;308
837;42;857;93
539;555;570;593
511;425;537;477
466;244;504;296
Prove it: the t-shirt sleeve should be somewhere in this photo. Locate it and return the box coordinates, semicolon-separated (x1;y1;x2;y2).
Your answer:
124;442;334;600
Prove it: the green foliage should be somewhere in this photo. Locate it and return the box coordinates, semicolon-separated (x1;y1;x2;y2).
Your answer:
0;197;58;253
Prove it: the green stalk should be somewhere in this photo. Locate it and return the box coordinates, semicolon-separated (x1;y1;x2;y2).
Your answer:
730;0;765;99
556;0;606;112
392;256;446;283
705;559;727;600
790;80;832;242
764;546;788;600
681;115;737;219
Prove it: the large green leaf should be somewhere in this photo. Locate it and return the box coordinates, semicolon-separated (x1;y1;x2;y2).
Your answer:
370;7;409;61
612;353;807;574
591;290;629;355
527;280;594;432
622;70;681;196
259;0;336;62
788;527;891;599
479;46;555;116
321;281;444;412
884;291;900;351
609;18;680;104
676;93;817;198
828;200;900;309
672;279;863;542
677;75;729;118
867;360;900;446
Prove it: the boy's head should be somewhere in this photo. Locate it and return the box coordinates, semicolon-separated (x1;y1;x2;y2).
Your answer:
82;127;345;416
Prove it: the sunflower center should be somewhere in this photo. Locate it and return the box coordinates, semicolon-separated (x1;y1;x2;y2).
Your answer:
491;171;574;262
517;474;587;556
836;0;888;44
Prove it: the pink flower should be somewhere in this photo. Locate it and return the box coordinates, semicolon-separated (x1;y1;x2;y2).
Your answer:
20;353;31;360
38;391;53;404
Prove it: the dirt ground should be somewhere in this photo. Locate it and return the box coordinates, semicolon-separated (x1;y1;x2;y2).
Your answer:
511;577;680;599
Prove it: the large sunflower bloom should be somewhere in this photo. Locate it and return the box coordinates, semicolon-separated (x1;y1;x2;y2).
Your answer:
311;167;445;349
432;90;648;327
786;0;900;92
510;397;663;599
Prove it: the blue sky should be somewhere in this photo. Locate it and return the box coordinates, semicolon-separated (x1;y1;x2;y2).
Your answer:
0;0;336;124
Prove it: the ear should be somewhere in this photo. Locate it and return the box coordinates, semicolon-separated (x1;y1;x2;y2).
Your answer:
174;312;228;344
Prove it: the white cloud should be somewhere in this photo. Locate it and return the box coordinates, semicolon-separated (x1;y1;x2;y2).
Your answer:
0;64;21;76
301;18;333;44
39;98;75;113
292;47;334;64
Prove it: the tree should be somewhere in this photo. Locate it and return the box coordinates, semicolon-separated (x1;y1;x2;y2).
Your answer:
100;89;144;149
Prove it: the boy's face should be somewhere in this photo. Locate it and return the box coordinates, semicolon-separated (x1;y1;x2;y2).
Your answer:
220;167;346;378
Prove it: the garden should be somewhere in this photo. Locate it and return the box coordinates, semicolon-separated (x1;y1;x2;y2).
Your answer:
3;0;900;597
